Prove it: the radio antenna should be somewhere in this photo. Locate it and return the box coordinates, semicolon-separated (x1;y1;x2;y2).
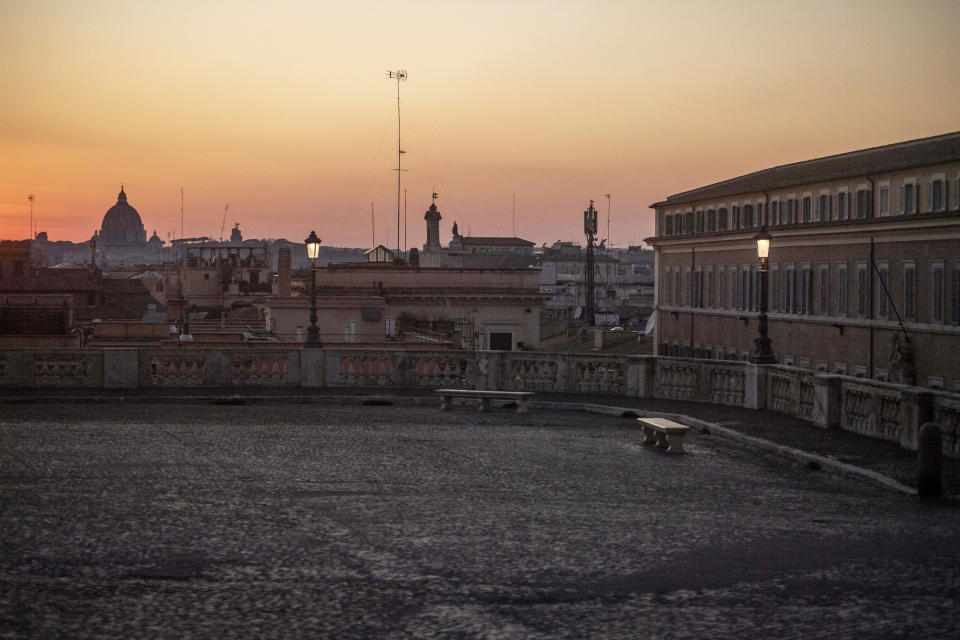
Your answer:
386;68;407;259
604;193;611;247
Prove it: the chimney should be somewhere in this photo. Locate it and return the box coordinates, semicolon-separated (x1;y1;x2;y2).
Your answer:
277;247;292;296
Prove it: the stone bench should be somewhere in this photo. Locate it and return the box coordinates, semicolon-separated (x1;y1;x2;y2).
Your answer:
436;389;534;414
637;417;690;454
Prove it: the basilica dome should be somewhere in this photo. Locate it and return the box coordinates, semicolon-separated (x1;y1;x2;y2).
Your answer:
100;186;146;246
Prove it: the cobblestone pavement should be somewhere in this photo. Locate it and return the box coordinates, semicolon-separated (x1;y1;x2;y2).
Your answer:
551;392;960;497
1;404;959;639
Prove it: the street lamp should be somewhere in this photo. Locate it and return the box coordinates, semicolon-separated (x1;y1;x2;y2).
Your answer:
750;226;776;364
304;230;322;346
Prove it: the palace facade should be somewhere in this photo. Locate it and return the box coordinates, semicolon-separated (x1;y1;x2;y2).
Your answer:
647;131;960;389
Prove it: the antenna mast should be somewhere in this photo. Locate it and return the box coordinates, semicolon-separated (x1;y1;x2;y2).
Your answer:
220;204;229;243
180;187;184;265
583;200;598;327
604;194;611;247
386;69;407;259
28;194;34;239
404;188;408;254
370;202;375;247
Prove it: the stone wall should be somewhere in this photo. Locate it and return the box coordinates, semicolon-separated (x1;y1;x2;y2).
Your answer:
2;347;958;458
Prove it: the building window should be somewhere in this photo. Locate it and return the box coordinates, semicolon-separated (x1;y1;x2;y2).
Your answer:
771;265;780;313
732;205;741;229
693;268;703;309
879;185;890;216
756;202;765;226
876;263;889;320
802;196;811;223
856;263;868;318
902;182;918;214
770;201;779;226
799;265;812;315
730;268;740;309
817;194;830;222
855;188;872;218
952;262;960;323
784;266;794;314
903;262;916;320
741;268;750;311
695;210;704;233
931;178;945;212
932;262;945;323
837;191;849;220
785;199;794;225
718;207;728;230
818;265;829;315
706;269;714;308
743;204;754;228
684;211;694;233
837;264;848;316
664;215;673;235
674;268;682;306
718;268;726;309
663;269;672;305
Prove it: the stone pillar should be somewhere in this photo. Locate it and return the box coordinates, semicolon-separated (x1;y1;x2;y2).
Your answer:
812;374;841;429
103;349;139;389
743;363;767;410
299;348;327;388
901;390;934;451
918;422;942;498
627;356;654;398
486;351;502;390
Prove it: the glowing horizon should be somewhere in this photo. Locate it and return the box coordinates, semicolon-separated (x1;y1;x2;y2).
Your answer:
2;0;959;250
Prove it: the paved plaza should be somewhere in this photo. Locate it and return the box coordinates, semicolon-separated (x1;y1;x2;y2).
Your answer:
1;403;959;638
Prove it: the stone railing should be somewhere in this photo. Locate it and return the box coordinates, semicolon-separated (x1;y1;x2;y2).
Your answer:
767;366;817;420
1;347;958;458
933;395;960;458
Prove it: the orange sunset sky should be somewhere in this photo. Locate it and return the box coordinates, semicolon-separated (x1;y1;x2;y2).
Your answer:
1;0;959;250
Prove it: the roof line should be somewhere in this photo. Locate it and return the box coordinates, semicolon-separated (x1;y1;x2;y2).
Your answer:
654;130;960;207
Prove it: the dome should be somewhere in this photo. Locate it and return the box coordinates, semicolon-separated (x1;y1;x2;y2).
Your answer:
100;186;146;246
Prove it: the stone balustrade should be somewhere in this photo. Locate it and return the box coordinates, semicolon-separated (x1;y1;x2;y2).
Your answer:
1;347;958;458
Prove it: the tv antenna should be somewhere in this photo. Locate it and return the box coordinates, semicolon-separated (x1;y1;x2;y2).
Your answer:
386;69;407;259
220;204;229;243
604;193;611;248
28;194;34;239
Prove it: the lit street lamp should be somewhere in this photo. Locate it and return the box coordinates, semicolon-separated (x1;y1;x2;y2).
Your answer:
750;226;776;364
304;230;322;346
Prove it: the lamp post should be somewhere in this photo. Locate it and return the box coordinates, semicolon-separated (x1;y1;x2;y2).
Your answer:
750;226;776;364
304;230;322;346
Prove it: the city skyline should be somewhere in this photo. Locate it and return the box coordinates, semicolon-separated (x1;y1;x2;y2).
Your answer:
1;0;959;249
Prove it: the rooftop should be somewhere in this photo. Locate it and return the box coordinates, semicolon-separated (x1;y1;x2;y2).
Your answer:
653;130;960;207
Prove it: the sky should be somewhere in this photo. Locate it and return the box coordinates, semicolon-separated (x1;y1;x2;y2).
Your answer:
1;0;959;250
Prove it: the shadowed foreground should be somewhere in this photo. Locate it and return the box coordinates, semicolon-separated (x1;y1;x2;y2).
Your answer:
1;404;958;639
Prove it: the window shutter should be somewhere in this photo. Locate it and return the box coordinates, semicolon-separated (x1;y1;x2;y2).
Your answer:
915;183;921;213
900;185;905;214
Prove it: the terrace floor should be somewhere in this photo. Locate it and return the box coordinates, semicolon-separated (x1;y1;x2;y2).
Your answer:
1;402;958;638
